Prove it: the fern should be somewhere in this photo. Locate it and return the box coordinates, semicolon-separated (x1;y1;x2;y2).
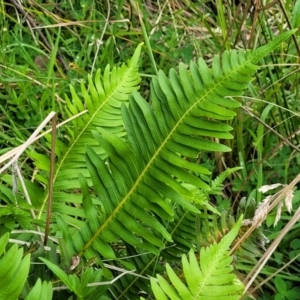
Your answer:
150;216;244;300
0;31;295;299
108;244;164;298
209;167;243;195
60;31;296;264
0;233;31;299
107;206;199;298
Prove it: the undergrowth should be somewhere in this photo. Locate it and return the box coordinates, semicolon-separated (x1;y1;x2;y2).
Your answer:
0;1;300;299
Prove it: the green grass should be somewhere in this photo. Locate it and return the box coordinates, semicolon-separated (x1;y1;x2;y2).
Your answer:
1;0;300;299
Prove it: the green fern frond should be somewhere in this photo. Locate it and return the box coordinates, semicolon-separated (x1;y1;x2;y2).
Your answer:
162;206;198;259
105;206;199;298
67;31;296;261
150;216;244;300
40;257;105;299
209;167;243;195
105;206;201;298
0;238;30;300
25;279;53;300
29;43;142;220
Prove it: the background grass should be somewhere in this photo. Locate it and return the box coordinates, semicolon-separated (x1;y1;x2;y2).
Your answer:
1;0;300;299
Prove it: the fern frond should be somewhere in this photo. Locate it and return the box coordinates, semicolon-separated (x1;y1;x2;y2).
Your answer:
150;216;244;300
25;279;53;300
209;167;243;195
197;203;268;257
29;43;142;220
162;206;198;259
103;204;200;299
68;32;297;261
0;233;30;300
108;244;163;299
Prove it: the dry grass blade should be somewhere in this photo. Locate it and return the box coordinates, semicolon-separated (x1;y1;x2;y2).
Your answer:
0;112;56;173
0;110;87;166
243;205;300;294
0;112;56;242
245;251;300;298
231;173;300;256
8;0;68;70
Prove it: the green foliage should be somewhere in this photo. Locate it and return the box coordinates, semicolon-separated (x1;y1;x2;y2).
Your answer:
0;5;297;297
0;233;53;300
42;31;295;298
0;233;31;299
150;216;244;300
26;43;143;224
259;277;300;300
273;277;300;300
40;257;105;299
25;279;53;300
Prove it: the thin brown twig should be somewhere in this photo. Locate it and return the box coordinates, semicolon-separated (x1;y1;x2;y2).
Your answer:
233;0;252;48
44;114;57;246
247;0;260;49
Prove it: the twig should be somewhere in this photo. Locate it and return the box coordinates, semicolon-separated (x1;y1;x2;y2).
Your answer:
0;112;57;241
44;114;57;246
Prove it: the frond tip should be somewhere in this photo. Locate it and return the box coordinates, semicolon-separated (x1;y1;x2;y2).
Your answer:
150;216;244;300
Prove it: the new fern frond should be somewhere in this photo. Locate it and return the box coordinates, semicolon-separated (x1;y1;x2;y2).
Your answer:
150;216;244;300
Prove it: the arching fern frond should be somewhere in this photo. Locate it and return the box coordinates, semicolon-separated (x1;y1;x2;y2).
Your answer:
28;43;142;222
197;200;269;258
150;216;244;300
68;31;296;262
162;206;198;259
